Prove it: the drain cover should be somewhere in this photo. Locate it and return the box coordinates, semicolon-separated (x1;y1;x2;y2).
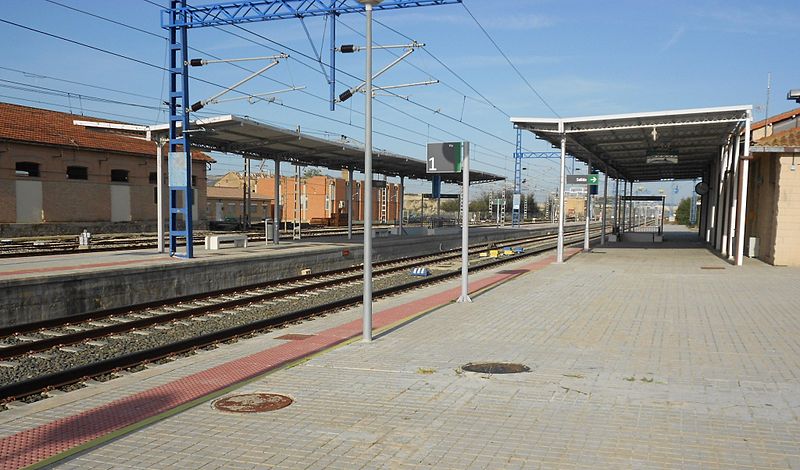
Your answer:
213;393;292;413
461;362;530;374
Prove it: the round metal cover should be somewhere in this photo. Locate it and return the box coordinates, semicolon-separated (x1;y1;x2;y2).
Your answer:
461;362;530;374
213;393;293;413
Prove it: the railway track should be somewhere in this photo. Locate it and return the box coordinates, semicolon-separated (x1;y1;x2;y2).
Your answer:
0;226;366;258
0;220;553;257
0;226;599;406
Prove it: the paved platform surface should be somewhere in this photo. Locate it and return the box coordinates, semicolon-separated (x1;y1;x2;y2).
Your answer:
4;227;800;468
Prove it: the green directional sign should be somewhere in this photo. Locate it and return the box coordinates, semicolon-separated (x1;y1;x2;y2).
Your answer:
566;174;599;185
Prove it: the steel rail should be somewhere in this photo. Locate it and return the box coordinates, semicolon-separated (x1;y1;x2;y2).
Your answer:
0;229;599;402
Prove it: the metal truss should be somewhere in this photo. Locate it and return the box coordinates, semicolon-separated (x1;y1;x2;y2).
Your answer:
512;128;560;226
161;0;460;257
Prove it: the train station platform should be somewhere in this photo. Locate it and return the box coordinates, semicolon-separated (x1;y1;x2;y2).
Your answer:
3;226;798;468
0;224;564;328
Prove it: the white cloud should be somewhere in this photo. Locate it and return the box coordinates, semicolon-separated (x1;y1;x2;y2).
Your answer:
661;25;686;52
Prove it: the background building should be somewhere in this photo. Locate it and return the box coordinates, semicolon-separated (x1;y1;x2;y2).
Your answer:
0;103;213;236
745;125;800;266
208;171;401;226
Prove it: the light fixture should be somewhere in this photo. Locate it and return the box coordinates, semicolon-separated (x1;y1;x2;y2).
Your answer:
646;149;678;164
788;89;800;103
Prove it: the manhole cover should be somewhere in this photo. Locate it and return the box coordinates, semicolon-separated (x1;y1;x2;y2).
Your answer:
461;362;530;374
213;393;293;413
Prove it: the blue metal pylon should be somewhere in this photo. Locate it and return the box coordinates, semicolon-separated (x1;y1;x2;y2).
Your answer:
512;128;561;227
168;0;193;258
162;0;462;257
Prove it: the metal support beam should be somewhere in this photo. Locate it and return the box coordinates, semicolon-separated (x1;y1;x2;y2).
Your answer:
362;2;374;342
167;0;193;258
557;132;566;263
457;142;471;303
584;160;592;252
601;166;608;245
162;1;463;28
398;175;404;235
273;159;280;244
347;168;354;240
512;128;561;227
735;113;751;266
161;0;461;258
727;133;741;259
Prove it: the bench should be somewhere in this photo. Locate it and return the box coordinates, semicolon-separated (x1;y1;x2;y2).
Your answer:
205;233;248;250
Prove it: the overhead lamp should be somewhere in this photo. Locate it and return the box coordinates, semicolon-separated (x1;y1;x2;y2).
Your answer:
788;89;800;103
646;149;678;164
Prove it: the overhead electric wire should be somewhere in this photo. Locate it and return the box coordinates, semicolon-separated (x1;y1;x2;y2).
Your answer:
461;1;559;118
5;5;513;177
366;14;510;118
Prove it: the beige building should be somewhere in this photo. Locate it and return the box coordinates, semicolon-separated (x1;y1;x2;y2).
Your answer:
745;126;800;266
0;103;212;235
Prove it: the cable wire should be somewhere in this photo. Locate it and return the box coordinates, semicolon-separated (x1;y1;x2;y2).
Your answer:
461;1;560;118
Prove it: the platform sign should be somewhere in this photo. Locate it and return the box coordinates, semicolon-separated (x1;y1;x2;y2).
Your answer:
168;151;187;186
589;170;599;195
566;174;599;185
427;142;463;173
512;194;521;210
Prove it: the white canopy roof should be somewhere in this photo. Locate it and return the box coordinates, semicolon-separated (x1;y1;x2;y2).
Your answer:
512;105;752;181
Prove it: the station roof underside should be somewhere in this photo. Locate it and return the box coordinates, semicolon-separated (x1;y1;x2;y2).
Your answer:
157;115;503;185
512;105;752;182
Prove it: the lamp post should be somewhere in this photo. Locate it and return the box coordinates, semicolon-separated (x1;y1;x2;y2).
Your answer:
359;0;382;342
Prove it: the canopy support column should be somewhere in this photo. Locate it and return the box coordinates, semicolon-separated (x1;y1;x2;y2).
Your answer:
613;177;620;235
735;113;751;266
273;159;280;244
601;165;608;245
621;180;627;235
398;176;404;235
727;133;742;259
556;132;566;263
347;168;354;240
584;160;592;251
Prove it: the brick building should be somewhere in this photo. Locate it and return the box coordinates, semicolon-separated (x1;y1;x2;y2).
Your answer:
745;126;800;266
0;103;213;235
207;171;402;225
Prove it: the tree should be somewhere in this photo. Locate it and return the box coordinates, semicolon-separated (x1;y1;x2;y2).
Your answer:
675;197;693;226
303;168;323;179
440;199;460;213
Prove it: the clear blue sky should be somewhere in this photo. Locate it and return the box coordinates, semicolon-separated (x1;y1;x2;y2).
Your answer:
1;0;797;203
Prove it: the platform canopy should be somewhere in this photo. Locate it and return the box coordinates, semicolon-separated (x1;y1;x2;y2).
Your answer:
154;115;502;184
512;105;752;181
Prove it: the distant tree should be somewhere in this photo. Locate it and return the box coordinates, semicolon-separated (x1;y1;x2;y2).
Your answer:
440;199;460;213
675;197;693;226
468;192;491;213
303;168;323;179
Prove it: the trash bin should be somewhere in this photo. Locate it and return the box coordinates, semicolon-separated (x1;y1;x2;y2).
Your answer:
264;219;274;244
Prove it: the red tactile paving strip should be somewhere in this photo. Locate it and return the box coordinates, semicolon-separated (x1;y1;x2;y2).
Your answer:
0;258;175;278
0;249;579;469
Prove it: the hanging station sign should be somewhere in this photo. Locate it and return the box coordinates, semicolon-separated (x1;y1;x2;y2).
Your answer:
426;142;464;173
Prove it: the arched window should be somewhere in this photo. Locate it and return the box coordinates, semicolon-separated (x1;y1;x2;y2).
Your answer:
111;169;129;183
66;166;88;180
15;162;40;177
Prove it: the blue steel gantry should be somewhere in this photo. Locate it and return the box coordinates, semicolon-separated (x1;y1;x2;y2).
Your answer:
512;128;560;226
161;0;462;257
